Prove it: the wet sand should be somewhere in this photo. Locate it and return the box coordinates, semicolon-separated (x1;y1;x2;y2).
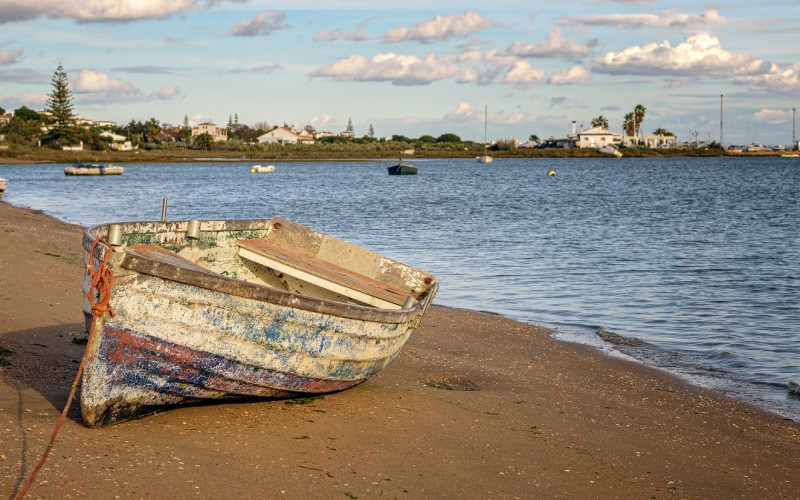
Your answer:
1;200;798;498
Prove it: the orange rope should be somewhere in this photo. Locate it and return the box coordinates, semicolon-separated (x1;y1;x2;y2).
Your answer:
16;238;115;499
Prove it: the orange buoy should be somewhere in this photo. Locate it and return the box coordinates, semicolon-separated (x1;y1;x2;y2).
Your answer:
547;169;555;176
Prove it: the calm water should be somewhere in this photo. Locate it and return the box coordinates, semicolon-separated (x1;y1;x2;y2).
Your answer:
1;158;798;419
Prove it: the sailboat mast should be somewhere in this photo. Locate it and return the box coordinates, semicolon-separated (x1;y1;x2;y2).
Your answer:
484;105;488;147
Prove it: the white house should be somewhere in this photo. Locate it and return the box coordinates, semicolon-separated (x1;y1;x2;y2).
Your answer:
257;126;302;145
620;133;677;148
296;128;316;145
577;126;623;148
100;131;136;151
191;122;228;142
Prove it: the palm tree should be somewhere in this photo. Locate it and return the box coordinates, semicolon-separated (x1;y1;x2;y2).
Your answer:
634;104;646;137
591;115;609;129
652;127;673;136
193;132;213;150
623;113;635;136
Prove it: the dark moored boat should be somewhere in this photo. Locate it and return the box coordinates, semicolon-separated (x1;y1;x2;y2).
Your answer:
80;217;437;426
387;161;418;175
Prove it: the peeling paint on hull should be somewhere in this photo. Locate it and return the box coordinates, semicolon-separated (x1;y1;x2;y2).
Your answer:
80;218;437;427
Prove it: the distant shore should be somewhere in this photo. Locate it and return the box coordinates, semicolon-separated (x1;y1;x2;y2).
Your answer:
1;200;799;498
0;144;788;164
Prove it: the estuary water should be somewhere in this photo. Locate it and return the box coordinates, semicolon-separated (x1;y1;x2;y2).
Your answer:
1;157;798;419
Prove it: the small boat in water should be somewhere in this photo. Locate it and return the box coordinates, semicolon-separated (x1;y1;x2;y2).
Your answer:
65;163;124;176
598;145;623;158
387;160;419;175
250;164;275;173
780;153;799;158
79;217;438;426
476;105;493;164
0;177;7;193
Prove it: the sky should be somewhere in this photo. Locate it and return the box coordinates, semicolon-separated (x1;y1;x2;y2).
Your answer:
0;0;799;146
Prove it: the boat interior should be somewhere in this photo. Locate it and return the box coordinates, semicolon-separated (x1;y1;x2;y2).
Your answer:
88;217;435;311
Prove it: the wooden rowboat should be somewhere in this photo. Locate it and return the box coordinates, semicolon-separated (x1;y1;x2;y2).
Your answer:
65;163;124;176
79;217;437;427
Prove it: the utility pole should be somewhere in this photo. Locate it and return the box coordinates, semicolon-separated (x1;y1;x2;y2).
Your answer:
793;107;797;150
720;94;724;147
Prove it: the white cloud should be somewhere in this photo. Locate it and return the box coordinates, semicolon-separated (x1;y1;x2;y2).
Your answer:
229;11;288;37
445;102;475;119
71;69;137;94
384;11;496;42
189;113;206;126
0;47;23;65
313;18;374;42
593;32;771;77
734;63;800;94
313;28;368;42
665;78;687;89
0;92;46;109
455;66;502;85
505;29;596;59
754;109;791;124
225;64;283;74
444;102;526;124
549;65;589;85
310;52;461;86
565;9;725;30
0;0;200;24
502;61;545;87
308;114;332;127
150;86;181;100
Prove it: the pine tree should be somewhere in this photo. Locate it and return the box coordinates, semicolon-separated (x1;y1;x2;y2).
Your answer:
346;118;354;136
44;63;77;145
368;123;374;138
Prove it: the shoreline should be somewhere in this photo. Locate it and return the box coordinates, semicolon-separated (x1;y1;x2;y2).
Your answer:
0;147;787;165
1;200;799;498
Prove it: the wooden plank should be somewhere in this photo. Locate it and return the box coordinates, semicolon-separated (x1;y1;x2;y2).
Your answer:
237;238;411;308
120;244;420;323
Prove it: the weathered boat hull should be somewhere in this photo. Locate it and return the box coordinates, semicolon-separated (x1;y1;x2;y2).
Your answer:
80;218;437;426
65;164;124;176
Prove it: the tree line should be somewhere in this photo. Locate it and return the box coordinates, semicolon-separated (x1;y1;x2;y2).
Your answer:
0;65;476;152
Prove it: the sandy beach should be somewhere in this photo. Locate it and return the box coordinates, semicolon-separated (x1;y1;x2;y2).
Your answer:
1;200;798;499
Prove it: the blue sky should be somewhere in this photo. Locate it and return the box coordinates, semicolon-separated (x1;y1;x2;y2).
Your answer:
1;0;799;145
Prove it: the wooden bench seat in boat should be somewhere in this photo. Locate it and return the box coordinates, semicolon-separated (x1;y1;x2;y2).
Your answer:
236;237;411;309
122;244;220;277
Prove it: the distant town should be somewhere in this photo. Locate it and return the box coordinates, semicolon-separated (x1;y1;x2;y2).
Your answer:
1;65;798;159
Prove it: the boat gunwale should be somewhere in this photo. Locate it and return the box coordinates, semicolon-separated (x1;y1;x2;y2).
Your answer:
83;220;437;325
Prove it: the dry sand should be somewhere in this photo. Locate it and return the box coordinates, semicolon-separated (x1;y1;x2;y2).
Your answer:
1;200;798;499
